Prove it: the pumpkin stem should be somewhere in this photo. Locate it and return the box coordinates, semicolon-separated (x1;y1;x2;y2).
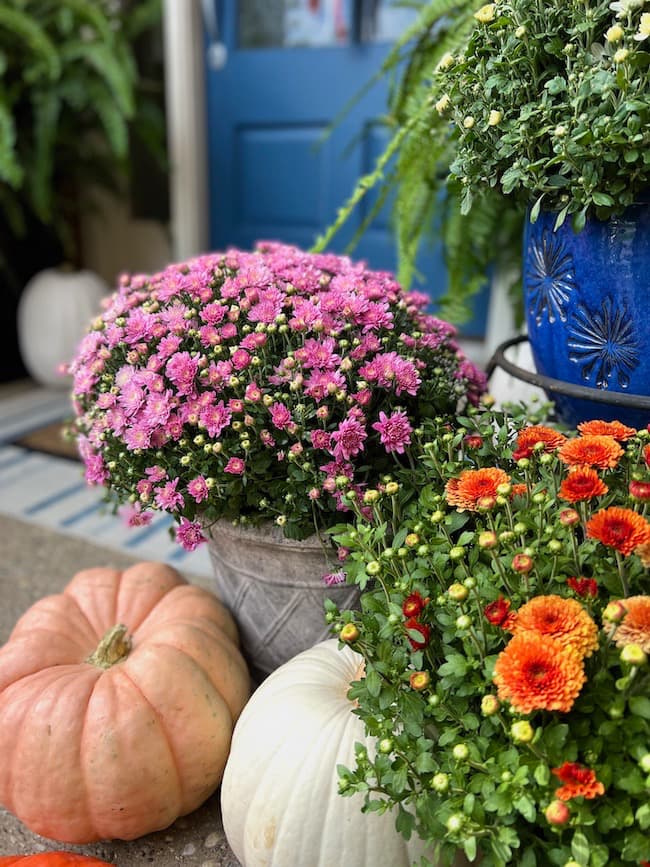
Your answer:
86;624;132;669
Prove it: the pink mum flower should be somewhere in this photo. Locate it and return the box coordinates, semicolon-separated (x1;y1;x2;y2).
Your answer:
187;475;210;504
175;518;206;551
331;416;368;461
372;410;413;454
269;402;292;430
154;478;184;510
224;456;246;475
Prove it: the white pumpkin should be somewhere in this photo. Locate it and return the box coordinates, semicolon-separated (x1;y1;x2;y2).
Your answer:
17;267;108;387
221;639;450;867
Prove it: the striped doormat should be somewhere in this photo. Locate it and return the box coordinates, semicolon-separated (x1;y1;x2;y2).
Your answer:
0;384;211;576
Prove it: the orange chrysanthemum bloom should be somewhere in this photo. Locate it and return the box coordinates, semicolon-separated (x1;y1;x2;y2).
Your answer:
558;466;608;503
511;483;528;498
612;596;650;652
493;632;586;713
636;542;650;568
558;435;624;469
445;467;511;511
552;762;605;801
577;420;636;441
644;443;650;467
586;507;650;556
512;425;567;461
511;595;599;658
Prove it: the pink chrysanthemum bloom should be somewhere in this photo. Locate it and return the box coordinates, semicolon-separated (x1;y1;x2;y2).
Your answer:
187;475;210;504
224;456;246;475
372;410;413;454
331;416;368;461
175;518;206;551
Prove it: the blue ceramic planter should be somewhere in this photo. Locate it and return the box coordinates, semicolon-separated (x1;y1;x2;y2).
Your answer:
523;202;650;428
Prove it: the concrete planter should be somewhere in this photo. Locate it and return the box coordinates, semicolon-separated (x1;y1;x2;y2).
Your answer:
203;520;359;682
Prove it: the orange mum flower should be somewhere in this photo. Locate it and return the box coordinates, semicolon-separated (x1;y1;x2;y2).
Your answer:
511;594;599;658
445;467;511;511
493;632;586;714
577;420;636;441
644;444;650;467
586;507;650;556
552;762;605;801
512;425;567;461
559;467;608;503
511;483;528;498
612;596;650;652
558;435;624;469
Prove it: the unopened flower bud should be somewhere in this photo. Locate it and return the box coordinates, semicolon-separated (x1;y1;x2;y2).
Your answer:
511;720;534;743
545;800;570;826
481;695;500;716
603;600;626;623
340;623;360;642
479;530;498;549
448;583;469;602
452;743;469;761
621;643;647;666
512;553;534;573
559;509;580;526
431;772;449;792
409;671;431;691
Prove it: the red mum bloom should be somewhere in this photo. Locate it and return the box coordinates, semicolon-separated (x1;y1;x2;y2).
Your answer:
559;467;608;503
402;591;426;618
586;507;650;556
552;762;605;801
512;425;567;460
629;480;650;502
484;596;512;627
445;467;511;511
644;444;650;467
559;435;624;469
405;617;430;649
577;419;636;441
566;577;598;598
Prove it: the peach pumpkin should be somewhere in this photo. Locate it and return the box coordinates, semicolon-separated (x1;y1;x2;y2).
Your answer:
0;562;250;843
0;856;115;866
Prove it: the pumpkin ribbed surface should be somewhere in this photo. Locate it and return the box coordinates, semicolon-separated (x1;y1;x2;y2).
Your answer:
0;562;250;843
221;639;443;867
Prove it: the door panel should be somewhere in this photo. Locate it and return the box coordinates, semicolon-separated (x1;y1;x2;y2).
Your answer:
205;0;488;337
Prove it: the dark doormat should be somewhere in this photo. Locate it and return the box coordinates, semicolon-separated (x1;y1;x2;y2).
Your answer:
14;419;80;461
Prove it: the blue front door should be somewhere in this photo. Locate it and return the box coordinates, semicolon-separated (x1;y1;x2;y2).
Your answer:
205;0;488;336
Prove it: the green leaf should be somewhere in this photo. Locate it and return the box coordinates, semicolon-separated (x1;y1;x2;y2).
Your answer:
635;802;650;831
534;764;550;786
415;752;436;773
365;668;382;698
629;696;650;719
463;837;477;861
571;831;590;865
591;191;615;207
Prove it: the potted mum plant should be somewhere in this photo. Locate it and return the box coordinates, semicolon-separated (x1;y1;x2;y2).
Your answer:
329;410;650;866
436;0;650;425
68;241;486;679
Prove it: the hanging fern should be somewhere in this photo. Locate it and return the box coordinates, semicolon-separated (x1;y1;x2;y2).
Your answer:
318;0;524;325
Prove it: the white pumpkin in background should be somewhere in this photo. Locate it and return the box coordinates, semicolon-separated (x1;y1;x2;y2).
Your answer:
221;639;453;867
17;267;108;387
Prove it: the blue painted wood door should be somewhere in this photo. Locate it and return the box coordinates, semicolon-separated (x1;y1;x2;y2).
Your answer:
205;1;488;336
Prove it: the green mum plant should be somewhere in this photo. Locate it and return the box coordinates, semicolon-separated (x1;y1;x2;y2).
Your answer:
328;410;650;866
438;0;650;230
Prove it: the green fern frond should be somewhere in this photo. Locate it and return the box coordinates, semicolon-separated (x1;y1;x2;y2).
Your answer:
0;5;60;80
51;0;115;43
86;80;129;159
123;0;162;40
28;90;61;221
0;99;23;188
60;40;135;117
